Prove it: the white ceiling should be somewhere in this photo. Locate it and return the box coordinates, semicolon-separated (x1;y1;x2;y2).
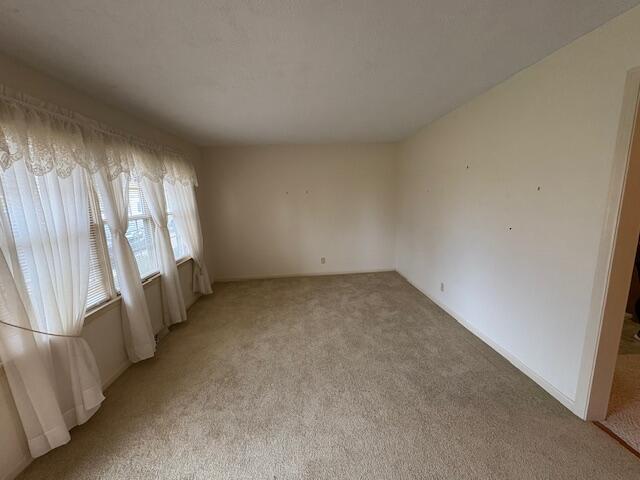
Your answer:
0;1;638;146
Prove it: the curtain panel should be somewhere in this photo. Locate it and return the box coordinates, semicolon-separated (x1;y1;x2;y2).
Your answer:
141;177;187;326
165;182;212;294
93;170;156;361
0;163;104;454
0;185;72;457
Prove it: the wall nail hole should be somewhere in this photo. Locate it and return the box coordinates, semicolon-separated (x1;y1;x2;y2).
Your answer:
537;186;541;191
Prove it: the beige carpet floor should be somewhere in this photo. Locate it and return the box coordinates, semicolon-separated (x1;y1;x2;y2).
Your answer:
18;272;640;479
601;317;640;453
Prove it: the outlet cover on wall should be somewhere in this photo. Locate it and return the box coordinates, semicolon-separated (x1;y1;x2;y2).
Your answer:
440;282;445;292
321;257;326;264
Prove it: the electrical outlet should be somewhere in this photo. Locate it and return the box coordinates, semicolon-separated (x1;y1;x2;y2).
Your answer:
440;282;445;292
321;257;326;264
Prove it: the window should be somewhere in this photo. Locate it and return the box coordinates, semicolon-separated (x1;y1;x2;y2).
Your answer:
0;177;34;297
165;186;189;261
100;177;159;290
167;214;188;260
1;172;113;311
86;188;114;309
84;176;190;309
126;178;159;279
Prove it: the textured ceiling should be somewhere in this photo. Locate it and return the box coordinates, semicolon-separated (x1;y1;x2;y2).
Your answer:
0;1;638;145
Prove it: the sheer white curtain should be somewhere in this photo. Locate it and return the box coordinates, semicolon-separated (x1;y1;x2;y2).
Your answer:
93;169;155;361
165;182;212;294
0;162;104;450
0;84;202;457
0;187;70;458
140;177;187;325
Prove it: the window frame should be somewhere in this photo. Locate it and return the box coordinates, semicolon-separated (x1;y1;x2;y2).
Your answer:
84;256;193;321
124;211;161;282
164;183;189;263
124;177;160;282
166;211;189;263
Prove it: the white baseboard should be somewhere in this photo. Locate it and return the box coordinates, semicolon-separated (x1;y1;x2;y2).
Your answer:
396;271;578;415
102;359;131;390
186;292;201;309
214;268;395;282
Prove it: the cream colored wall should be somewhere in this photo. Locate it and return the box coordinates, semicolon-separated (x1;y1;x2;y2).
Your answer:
395;6;640;416
200;144;398;280
0;52;204;480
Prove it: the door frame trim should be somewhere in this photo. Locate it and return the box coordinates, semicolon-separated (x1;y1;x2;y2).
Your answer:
577;67;640;420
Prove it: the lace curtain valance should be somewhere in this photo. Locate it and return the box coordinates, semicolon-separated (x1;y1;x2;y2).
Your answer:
0;85;197;186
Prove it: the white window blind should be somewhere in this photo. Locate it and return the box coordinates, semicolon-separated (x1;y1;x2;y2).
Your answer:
86;190;112;310
0;180;32;303
5;176;40;301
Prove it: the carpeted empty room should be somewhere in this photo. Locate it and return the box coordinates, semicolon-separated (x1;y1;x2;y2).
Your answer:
2;2;640;479
16;274;640;479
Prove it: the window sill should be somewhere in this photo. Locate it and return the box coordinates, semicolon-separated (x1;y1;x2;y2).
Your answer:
0;258;194;371
84;257;193;325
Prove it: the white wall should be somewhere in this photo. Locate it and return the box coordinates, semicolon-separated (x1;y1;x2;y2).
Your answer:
199;144;397;280
395;6;640;415
0;52;203;480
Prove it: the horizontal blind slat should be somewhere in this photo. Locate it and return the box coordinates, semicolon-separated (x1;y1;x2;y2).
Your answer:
86;196;110;309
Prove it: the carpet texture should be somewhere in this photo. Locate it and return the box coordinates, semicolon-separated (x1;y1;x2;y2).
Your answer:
18;272;640;479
